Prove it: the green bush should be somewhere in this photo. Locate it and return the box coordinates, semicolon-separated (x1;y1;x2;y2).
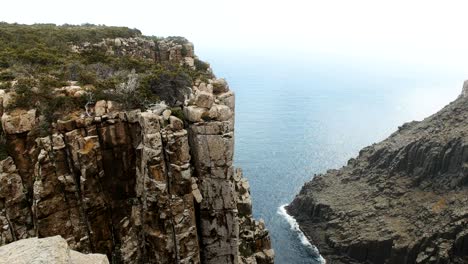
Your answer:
0;82;11;90
10;78;38;109
0;22;214;128
0;70;14;81
171;107;185;121
38;75;68;89
194;58;209;72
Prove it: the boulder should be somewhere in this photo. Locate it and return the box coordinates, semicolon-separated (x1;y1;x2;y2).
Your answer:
209;105;232;121
70;250;109;264
2;109;36;134
169;116;184;131
94;100;107;116
107;101;121;113
212;78;229;94
2;91;16;109
0;236;109;264
197;83;213;94
162;109;171;120
255;249;275;264
185;57;195;68
59;85;83;97
217;91;235;110
184;106;207;123
194;91;214;108
114;38;122;47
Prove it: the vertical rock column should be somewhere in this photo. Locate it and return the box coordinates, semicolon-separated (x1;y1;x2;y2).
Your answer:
186;79;239;263
161;116;201;263
0;157;32;244
137;111;176;263
63;125;114;255
137;110;201;263
33;134;91;252
0;109;37;242
234;168;275;264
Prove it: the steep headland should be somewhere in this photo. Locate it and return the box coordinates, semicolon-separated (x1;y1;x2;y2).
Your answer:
0;23;274;264
288;84;468;263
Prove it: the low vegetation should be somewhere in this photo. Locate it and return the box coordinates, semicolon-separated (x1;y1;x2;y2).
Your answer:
0;22;213;152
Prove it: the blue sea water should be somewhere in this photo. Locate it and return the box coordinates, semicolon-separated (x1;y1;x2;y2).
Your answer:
197;49;463;264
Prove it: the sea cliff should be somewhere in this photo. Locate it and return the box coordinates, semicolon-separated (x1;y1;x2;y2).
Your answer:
0;23;274;264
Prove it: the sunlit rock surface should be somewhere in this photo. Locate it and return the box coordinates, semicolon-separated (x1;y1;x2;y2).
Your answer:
0;236;109;264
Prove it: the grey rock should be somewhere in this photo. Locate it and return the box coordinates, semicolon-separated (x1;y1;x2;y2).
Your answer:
288;82;468;264
212;78;229;94
2;109;36;134
94;100;107;116
195;91;214;108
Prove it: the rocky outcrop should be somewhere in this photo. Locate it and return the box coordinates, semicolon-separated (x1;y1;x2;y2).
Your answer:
0;36;273;263
0;235;109;264
288;84;468;263
73;36;195;69
71;36;196;107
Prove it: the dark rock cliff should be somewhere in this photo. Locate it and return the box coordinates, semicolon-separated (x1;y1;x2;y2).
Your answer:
288;84;468;264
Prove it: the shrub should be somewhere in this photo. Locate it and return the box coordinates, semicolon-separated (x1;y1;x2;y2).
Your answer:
0;70;15;81
141;65;192;106
194;58;209;72
0;22;211;120
38;75;68;89
9;77;38;109
0;82;11;90
18;47;62;65
171;107;185;121
77;68;98;85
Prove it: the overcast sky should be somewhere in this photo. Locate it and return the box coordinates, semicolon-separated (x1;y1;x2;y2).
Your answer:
2;0;468;71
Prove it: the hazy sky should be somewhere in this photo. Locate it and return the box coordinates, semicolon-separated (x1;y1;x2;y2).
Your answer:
2;0;468;71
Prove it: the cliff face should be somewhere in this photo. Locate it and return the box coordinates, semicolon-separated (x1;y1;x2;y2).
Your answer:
288;86;468;263
0;24;273;264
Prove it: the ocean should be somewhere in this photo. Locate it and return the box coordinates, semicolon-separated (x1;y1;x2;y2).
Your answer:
198;49;462;263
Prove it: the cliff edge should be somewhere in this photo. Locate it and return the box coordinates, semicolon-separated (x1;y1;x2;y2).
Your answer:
0;23;274;264
288;84;468;263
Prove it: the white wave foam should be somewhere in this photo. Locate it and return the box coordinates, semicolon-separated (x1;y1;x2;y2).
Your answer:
277;204;327;264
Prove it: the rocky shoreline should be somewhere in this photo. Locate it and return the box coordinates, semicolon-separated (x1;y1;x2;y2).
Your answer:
288;84;468;263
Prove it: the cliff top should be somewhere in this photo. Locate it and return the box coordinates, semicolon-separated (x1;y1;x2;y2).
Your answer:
0;22;217;157
0;22;212;116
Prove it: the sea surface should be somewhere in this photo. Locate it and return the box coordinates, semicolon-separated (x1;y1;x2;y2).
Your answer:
197;49;463;264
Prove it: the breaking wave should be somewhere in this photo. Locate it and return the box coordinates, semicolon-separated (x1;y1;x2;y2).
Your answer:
277;204;326;264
